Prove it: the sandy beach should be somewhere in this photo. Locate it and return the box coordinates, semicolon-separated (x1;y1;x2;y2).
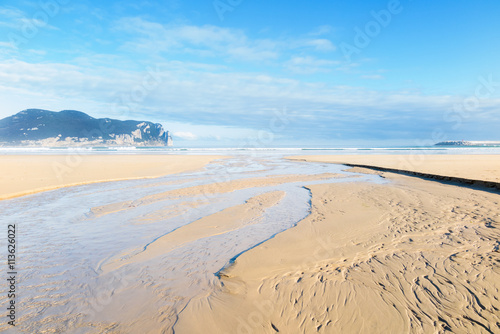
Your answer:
0;154;225;200
4;0;500;332
1;154;499;333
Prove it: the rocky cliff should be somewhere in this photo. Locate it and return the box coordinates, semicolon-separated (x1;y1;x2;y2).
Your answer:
0;109;173;146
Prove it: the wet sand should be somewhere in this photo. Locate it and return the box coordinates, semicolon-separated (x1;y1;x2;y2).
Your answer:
176;156;500;333
0;154;225;200
1;154;499;333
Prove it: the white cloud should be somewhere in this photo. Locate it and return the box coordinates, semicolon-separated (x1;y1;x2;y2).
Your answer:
115;18;279;62
0;41;16;49
167;122;257;139
173;131;198;140
114;18;339;66
300;39;336;52
0;58;480;122
0;7;58;31
309;25;333;36
226;46;278;61
285;56;340;74
0;7;25;21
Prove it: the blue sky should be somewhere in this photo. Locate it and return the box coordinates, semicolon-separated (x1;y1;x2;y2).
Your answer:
1;0;499;147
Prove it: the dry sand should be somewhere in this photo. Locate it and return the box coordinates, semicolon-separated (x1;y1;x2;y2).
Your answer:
174;156;500;334
288;154;500;184
0;154;225;200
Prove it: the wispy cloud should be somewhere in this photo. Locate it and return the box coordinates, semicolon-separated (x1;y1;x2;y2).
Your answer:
0;41;16;49
0;7;25;19
173;131;198;140
294;39;336;52
308;25;333;36
0;7;27;30
114;18;279;62
113;18;340;65
2;59;494;126
285;56;340;74
1;57;499;143
0;6;58;31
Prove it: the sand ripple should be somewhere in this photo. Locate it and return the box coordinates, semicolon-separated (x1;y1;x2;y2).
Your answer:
176;177;500;333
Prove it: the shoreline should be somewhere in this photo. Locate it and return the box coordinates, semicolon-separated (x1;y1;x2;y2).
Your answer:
0;154;226;200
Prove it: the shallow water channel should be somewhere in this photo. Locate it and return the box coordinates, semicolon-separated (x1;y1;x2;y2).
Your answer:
0;155;386;332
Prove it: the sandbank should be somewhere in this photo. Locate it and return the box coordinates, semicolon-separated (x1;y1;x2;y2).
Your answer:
0;154;225;200
288;154;500;186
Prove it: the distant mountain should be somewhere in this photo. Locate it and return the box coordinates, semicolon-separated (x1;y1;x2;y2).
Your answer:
435;140;500;147
0;109;173;147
